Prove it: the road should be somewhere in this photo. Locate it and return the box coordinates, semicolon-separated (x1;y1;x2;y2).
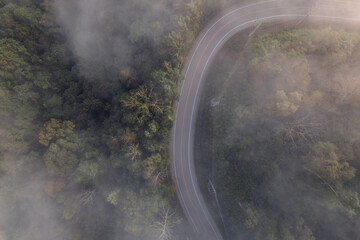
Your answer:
170;1;360;239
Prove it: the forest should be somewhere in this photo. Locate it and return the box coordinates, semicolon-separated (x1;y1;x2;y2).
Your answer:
198;24;360;240
0;0;238;239
3;0;359;239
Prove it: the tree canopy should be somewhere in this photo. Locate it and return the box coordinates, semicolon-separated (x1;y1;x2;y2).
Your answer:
197;27;360;240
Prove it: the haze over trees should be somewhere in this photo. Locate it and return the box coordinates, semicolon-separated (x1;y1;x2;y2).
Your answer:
3;0;360;239
199;26;360;240
0;0;234;239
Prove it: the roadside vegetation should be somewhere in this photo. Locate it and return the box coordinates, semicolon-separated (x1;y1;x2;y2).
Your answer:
0;0;235;239
200;26;360;240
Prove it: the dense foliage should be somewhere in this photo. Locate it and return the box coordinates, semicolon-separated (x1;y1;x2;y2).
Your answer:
200;27;360;240
0;0;232;239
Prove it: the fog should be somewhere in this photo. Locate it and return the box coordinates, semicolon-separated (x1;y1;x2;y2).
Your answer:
53;0;183;82
2;0;360;240
0;0;208;239
196;14;360;239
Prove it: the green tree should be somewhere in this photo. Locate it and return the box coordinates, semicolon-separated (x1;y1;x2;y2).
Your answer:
121;86;152;126
265;90;302;117
38;118;75;146
73;161;99;184
244;206;259;229
107;189;121;206
308;142;356;186
142;153;162;180
43;135;81;177
295;218;315;240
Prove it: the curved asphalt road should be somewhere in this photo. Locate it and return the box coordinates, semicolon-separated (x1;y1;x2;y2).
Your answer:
170;1;360;239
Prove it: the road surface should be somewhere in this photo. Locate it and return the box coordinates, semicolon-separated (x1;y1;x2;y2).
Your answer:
170;1;360;239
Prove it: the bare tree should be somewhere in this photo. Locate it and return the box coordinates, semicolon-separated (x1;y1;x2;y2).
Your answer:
152;170;169;188
334;75;360;103
153;206;176;240
126;144;141;161
77;189;96;207
278;115;321;147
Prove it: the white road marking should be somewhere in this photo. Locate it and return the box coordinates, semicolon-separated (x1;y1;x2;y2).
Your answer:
172;1;279;235
172;1;360;239
188;14;308;240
